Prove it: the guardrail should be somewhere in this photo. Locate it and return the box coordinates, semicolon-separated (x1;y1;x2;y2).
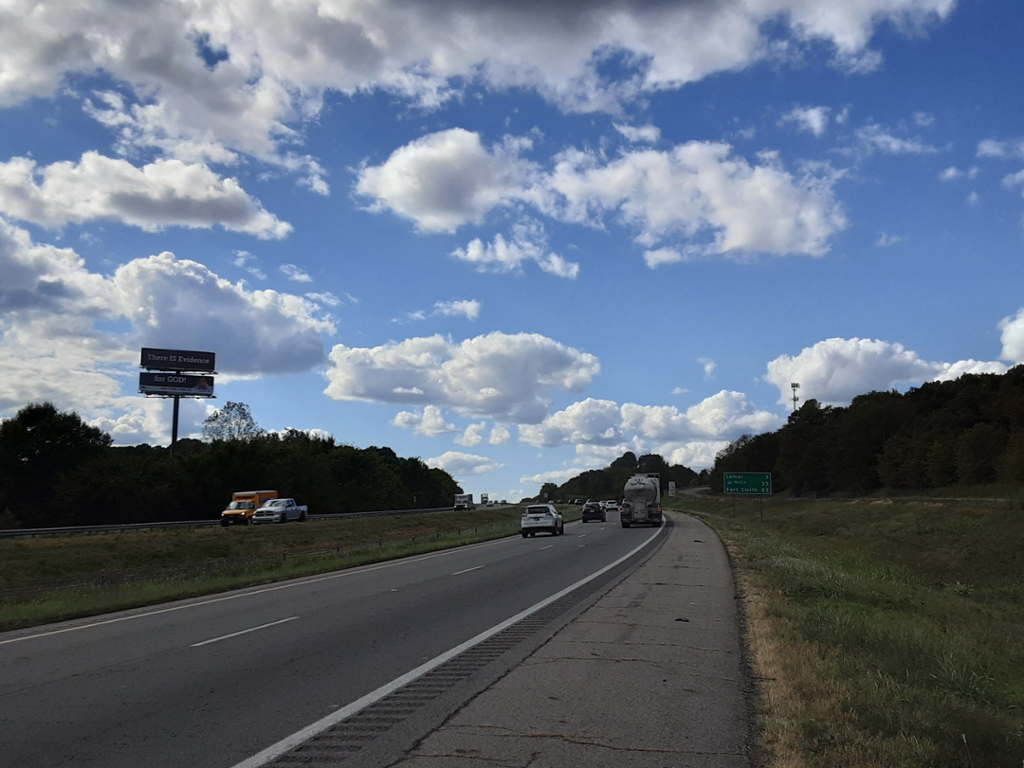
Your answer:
0;506;459;539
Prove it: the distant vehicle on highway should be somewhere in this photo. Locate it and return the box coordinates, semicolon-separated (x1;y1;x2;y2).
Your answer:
221;489;277;527
252;498;308;524
621;473;663;528
454;493;476;511
520;504;564;537
581;501;606;523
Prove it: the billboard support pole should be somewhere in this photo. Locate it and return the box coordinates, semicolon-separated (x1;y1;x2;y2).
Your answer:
171;395;180;451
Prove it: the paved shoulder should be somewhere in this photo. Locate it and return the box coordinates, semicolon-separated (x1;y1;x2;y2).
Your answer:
391;511;754;767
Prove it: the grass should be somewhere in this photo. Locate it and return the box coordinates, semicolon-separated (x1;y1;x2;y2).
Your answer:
670;495;1024;768
0;505;580;631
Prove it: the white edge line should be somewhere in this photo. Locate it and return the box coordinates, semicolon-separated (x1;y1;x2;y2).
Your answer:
191;616;299;648
0;535;517;647
451;565;484;576
229;524;665;768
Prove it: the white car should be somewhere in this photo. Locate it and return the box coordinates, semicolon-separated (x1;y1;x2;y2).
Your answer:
520;504;564;537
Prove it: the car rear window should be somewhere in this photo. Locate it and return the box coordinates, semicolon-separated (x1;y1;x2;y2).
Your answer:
525;506;551;515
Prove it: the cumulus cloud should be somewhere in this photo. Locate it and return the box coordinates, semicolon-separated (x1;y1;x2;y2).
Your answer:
518;391;780;449
877;232;904;247
356;129;537;233
0;215;334;433
643;248;683;269
453;219;579;279
435;300;482;320
392;405;457;436
999;309;1024;363
780;106;830;136
489;424;511;445
699;358;717;378
362;129;846;262
933;359;1008;381
518;398;622;448
543;142;847;258
621;392;781;442
764;337;942;406
0;154;290;238
323;331;601;423
664;441;731;471
456;421;487;447
426;451;503;476
520;468;583;485
0;0;955;173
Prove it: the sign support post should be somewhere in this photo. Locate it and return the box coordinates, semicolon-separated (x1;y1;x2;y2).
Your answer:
171;395;180;450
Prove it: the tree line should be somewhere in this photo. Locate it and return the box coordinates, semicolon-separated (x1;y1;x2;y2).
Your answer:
709;365;1024;495
0;402;462;529
542;451;700;501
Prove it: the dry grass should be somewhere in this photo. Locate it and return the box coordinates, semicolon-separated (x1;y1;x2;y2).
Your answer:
678;496;1024;768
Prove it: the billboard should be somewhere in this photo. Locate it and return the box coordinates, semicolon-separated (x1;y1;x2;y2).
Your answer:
140;347;216;373
139;372;216;397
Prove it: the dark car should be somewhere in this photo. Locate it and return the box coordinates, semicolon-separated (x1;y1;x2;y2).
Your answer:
581;501;606;523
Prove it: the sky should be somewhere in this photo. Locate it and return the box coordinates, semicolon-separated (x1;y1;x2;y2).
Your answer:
1;0;1022;503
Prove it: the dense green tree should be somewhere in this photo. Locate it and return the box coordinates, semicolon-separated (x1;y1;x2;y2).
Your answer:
201;401;264;442
0;402;112;526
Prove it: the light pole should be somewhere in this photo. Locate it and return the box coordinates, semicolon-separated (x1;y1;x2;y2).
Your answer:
790;382;800;411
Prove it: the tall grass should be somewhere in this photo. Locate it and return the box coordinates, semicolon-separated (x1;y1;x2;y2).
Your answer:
674;496;1024;768
0;506;575;631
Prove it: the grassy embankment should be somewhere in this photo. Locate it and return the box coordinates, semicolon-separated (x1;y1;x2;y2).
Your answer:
0;505;580;632
671;495;1023;768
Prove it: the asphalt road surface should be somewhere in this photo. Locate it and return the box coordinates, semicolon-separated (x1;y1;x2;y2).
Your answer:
1;519;666;768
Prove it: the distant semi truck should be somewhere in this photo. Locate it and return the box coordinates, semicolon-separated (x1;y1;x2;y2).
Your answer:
621;474;662;528
454;493;476;511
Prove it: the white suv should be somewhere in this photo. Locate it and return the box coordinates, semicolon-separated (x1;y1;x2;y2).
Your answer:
520;504;564;537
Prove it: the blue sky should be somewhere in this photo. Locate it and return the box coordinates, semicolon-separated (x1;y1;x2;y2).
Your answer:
1;0;1022;501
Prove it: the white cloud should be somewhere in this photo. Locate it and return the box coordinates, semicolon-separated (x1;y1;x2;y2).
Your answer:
939;166;961;181
356;129;537;233
426;451;503;476
877;232;904;247
518;398;623;448
453;218;578;279
621;391;781;442
520;469;583;486
306;292;340;307
0;0;955;188
456;421;487;447
324;331;601;423
644;248;684;269
663;441;731;471
489;424;511;445
999;309;1024;363
933;360;1008;382
392;405;457;437
670;386;689;396
614;123;661;144
764;337;943;406
977;139;1024;159
0;215;334;434
280;264;312;282
544;142;847;258
914;112;935;127
699;358;717;378
780;106;830;136
433;300;482;320
855;124;939;155
0;154;291;238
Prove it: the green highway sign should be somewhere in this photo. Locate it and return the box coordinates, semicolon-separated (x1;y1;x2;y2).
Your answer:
724;472;772;495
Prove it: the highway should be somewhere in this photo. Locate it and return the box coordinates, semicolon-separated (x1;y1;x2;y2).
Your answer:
0;519;665;768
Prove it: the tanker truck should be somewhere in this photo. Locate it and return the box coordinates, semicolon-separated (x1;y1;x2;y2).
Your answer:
621;473;663;528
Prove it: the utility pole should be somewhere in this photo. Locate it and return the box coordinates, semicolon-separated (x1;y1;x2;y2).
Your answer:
791;382;800;411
